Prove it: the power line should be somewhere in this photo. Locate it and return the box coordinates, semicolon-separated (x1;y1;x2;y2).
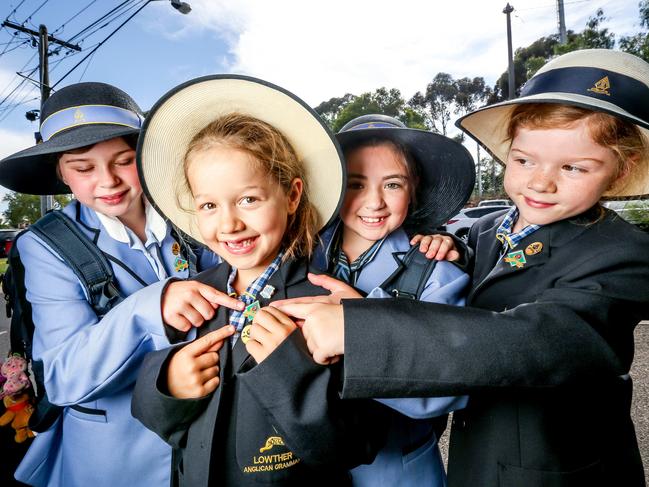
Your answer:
22;0;51;25
52;0;99;35
52;0;150;89
73;1;144;46
66;0;134;43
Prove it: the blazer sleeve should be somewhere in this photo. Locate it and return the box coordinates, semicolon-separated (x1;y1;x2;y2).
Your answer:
238;330;387;470
369;260;470;417
18;231;170;405
341;244;649;399
131;346;210;449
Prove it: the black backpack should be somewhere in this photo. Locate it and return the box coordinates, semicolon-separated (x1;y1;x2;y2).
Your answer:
2;211;196;432
379;246;451;441
2;211;125;432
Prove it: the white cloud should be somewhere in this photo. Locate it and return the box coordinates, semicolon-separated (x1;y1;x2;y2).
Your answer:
185;0;637;105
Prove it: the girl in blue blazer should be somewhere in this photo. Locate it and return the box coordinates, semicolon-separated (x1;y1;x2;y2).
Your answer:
0;82;238;487
311;114;474;487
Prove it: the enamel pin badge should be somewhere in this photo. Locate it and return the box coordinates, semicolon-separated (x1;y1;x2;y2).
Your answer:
504;250;526;268
525;242;543;256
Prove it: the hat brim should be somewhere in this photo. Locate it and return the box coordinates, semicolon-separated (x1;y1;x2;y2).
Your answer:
137;75;345;246
457;93;649;198
0;124;140;195
337;127;475;231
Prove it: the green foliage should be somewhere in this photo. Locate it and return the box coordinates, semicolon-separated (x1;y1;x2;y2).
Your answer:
2;192;72;227
554;9;614;55
624;201;649;229
331;88;405;132
619;1;649;62
314;93;356;129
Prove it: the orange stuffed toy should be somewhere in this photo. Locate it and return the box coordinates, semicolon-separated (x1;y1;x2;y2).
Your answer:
0;393;35;443
0;355;35;443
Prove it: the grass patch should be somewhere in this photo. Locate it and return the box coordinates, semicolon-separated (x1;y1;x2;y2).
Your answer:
0;259;7;275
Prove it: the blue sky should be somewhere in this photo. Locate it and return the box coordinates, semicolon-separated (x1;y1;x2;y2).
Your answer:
0;0;640;195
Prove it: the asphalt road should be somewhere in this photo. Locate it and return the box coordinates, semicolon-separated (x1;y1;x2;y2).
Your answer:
0;304;647;483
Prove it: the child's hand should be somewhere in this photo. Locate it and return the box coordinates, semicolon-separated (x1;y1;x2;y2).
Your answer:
411;234;460;261
245;307;297;363
167;326;235;399
162;280;244;332
271;302;344;365
270;273;362;309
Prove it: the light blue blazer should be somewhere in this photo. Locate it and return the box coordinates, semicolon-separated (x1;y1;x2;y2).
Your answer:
315;225;469;487
14;200;217;487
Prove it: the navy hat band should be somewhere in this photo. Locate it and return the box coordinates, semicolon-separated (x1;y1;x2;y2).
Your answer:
521;66;649;125
40;104;143;142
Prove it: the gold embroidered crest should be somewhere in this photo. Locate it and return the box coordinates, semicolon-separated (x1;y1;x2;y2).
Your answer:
74;108;86;123
259;436;284;453
587;76;611;96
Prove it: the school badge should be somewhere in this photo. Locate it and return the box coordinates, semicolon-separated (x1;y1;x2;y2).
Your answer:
504;250;526;268
242;435;301;474
587;76;611;96
244;300;261;321
174;256;188;272
525;242;543;256
241;324;252;344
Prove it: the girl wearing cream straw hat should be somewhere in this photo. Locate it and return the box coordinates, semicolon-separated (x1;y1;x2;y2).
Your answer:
132;75;386;486
271;49;649;487
0;82;229;487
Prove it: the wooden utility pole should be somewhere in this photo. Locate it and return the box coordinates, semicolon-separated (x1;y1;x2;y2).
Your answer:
2;21;81;215
503;3;515;100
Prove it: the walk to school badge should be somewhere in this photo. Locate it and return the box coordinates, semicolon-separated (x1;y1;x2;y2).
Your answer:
174;256;188;272
171;242;181;255
504;250;526;268
525;242;543;256
587;76;611;96
244;300;261;321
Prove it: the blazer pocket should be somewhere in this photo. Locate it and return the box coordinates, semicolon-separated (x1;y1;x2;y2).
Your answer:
235;396;301;483
498;460;602;487
67;404;108;423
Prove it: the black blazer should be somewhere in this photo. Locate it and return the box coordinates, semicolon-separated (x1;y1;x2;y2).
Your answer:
341;207;649;487
132;258;386;487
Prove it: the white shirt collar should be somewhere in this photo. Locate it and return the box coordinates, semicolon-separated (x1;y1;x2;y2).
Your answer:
95;198;168;245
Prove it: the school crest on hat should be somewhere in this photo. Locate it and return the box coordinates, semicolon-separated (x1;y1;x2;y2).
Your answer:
456;49;649;198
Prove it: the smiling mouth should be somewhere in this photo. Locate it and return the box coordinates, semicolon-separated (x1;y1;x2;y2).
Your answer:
97;190;128;204
524;197;556;208
359;216;387;224
221;237;257;254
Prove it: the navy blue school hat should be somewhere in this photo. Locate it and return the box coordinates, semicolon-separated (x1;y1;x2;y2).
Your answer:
0;82;144;195
456;49;649;198
337;114;475;232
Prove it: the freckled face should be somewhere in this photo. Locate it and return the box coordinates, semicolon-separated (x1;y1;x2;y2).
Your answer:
340;145;412;258
504;120;622;232
58;137;143;221
187;145;302;284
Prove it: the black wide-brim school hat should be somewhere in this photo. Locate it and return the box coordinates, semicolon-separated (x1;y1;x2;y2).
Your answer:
336;114;475;232
0;82;144;195
456;49;649;198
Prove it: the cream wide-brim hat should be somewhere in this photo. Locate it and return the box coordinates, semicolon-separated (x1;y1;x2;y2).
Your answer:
457;49;649;198
137;75;345;245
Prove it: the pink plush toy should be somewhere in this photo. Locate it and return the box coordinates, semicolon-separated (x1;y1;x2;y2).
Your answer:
0;355;31;398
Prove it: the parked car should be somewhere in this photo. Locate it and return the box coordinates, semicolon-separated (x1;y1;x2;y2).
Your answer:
477;199;512;207
602;200;649;230
0;229;20;259
444;205;510;240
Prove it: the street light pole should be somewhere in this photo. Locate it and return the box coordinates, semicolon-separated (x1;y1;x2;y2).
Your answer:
503;3;515;100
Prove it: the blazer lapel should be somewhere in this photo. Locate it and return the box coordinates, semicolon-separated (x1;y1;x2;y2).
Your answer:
469;209;596;303
228;258;309;374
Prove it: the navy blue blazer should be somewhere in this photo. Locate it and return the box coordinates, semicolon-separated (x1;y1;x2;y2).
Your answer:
132;258;387;487
340;206;649;487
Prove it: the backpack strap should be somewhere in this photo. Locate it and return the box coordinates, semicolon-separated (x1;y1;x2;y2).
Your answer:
379;245;438;300
29;211;123;317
